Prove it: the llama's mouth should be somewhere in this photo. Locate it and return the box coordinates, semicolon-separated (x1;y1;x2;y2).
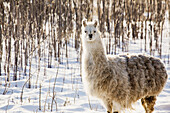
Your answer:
87;39;94;42
87;38;94;42
86;37;95;42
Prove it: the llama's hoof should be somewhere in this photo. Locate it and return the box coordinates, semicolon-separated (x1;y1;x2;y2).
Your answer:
113;112;118;113
107;111;110;113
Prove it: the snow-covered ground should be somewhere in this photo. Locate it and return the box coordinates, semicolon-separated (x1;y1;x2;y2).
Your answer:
0;12;170;113
0;36;170;113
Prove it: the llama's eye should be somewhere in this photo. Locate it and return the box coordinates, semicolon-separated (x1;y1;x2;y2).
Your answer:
94;30;96;33
85;31;87;33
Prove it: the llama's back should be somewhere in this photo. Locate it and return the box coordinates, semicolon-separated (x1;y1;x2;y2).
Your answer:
108;54;168;104
127;55;167;99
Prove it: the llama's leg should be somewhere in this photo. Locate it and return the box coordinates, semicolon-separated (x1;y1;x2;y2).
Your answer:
145;96;157;113
141;98;147;112
141;96;157;113
103;99;113;113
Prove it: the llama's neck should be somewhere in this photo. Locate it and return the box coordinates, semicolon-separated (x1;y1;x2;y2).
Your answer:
83;38;107;66
91;49;107;66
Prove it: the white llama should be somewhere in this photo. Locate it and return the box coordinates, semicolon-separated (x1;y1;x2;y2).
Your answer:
81;20;168;113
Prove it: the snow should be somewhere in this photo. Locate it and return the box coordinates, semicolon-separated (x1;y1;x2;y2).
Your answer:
1;37;170;113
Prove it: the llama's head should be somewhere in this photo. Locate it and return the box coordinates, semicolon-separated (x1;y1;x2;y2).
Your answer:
82;20;100;43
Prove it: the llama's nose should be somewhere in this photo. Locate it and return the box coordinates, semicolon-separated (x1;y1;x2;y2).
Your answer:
89;34;93;39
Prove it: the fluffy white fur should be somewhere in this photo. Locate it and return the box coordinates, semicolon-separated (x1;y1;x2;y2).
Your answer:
81;20;168;113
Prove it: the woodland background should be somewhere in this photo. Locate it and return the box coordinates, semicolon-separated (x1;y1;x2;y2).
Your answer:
0;0;170;113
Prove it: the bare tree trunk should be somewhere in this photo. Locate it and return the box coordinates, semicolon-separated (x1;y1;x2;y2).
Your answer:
97;0;101;31
0;2;4;76
13;2;19;81
39;83;42;110
51;65;59;112
0;24;2;77
0;14;2;76
101;0;106;33
57;0;62;63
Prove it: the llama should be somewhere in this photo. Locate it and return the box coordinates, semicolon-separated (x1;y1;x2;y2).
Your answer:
81;20;168;113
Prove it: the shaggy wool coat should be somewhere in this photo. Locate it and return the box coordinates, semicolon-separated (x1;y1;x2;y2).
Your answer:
82;29;168;111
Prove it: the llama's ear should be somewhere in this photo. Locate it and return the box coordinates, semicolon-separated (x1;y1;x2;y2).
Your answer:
83;20;87;27
94;20;98;27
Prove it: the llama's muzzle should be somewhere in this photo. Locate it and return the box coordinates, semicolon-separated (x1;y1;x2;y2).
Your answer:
89;34;92;39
